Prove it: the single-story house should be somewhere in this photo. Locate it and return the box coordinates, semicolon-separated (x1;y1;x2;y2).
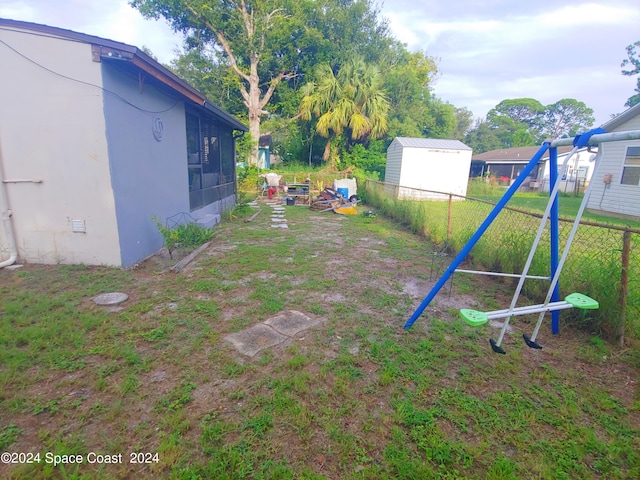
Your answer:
587;103;640;219
385;137;473;200
470;145;596;193
0;18;247;268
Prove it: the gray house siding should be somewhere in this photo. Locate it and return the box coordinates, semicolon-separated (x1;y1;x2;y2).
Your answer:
587;108;640;219
102;64;190;267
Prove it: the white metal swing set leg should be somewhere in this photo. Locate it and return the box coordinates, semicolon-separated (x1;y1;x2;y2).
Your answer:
468;144;598;354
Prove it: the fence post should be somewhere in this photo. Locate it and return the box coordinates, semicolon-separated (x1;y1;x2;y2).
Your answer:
618;229;631;347
447;194;453;240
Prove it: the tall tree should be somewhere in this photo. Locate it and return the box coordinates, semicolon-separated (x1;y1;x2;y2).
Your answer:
465;118;501;154
451;107;474;141
621;40;640;108
131;0;311;164
541;99;594;139
299;57;390;162
486;98;545;146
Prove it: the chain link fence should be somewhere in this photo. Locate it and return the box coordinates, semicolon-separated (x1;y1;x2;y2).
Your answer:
366;179;640;344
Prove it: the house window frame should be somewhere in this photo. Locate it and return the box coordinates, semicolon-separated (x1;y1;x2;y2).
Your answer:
620;145;640;186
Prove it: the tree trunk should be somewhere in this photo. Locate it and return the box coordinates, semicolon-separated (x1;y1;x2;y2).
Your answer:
246;61;262;167
322;137;332;161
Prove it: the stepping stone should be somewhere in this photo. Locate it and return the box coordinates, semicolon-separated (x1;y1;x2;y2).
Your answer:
225;324;288;357
93;292;129;305
271;218;287;223
271;224;289;229
264;310;320;336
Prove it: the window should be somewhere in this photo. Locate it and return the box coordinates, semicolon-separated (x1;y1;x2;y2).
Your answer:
621;146;640;186
186;110;236;211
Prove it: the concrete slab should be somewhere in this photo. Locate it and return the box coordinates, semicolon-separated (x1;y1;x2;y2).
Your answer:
264;310;320;336
224;324;288;357
271;218;287;223
271;224;289;229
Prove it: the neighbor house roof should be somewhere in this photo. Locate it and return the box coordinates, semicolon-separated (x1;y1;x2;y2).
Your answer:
472;145;577;164
0;18;248;132
600;102;640;132
393;137;471;150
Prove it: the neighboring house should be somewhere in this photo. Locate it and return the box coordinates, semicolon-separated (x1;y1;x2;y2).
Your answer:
0;19;247;267
587;103;640;219
470;146;596;193
385;137;473;200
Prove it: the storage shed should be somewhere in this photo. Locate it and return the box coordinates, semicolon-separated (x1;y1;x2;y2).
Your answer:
385;137;473;200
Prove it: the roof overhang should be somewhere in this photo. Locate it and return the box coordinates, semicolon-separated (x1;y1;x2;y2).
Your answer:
0;17;248;132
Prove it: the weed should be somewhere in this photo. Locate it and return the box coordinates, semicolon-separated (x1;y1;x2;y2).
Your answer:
156;381;197;411
0;424;23;449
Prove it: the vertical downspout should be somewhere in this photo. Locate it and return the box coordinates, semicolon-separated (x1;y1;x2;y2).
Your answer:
0;138;18;268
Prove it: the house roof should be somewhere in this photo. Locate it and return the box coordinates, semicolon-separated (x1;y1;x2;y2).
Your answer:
601;102;640;132
393;137;472;150
0;18;248;132
471;145;578;163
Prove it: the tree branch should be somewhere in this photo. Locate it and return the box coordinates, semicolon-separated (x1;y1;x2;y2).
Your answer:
259;72;286;110
183;3;250;84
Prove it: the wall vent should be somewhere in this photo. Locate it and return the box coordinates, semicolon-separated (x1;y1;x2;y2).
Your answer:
71;220;86;233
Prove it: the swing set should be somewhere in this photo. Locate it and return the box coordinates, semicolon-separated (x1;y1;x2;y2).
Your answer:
404;127;640;354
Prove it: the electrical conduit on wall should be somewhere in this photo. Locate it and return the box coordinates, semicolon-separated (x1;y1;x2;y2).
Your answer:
0;138;18;268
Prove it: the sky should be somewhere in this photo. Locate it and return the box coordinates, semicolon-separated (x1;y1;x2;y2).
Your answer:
1;0;638;127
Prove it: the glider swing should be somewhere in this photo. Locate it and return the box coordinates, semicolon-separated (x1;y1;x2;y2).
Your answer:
404;127;640;353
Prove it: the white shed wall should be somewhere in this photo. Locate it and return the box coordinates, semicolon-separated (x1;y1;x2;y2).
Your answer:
0;27;121;265
398;147;472;199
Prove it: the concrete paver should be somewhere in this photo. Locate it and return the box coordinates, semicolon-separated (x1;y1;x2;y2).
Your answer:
224;324;288;357
264;310;319;336
225;310;322;356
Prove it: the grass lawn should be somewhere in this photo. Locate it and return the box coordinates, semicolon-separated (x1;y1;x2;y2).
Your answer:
1;201;639;479
473;192;640;229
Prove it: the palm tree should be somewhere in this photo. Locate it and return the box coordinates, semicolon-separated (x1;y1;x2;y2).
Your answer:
299;57;389;162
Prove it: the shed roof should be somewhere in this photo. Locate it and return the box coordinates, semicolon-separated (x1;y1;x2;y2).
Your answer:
393;137;471;150
0;18;248;132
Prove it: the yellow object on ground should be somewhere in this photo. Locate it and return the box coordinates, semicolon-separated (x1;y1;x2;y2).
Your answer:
334;206;357;215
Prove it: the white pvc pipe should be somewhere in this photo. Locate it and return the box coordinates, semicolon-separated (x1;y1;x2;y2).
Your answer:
0;139;18;268
0;208;17;268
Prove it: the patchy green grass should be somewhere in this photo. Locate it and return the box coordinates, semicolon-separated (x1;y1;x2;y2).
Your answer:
0;200;638;479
